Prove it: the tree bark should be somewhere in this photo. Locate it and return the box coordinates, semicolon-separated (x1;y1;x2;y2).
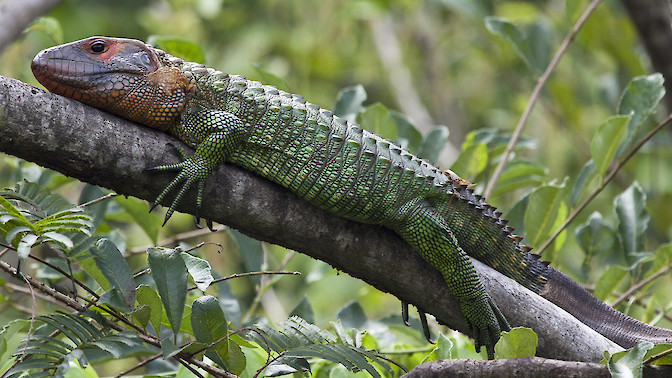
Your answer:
0;75;626;362
621;0;672;110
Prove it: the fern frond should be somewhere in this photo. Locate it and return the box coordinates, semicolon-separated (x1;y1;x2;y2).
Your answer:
249;316;396;377
0;181;94;259
7;313;145;377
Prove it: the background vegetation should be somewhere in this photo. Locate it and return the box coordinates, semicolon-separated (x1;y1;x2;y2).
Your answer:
1;0;672;376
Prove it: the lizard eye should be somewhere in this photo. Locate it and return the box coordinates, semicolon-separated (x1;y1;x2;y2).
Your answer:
89;39;108;54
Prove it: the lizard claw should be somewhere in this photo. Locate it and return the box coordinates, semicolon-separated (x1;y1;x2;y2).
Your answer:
401;301;410;326
400;301;434;343
418;309;433;343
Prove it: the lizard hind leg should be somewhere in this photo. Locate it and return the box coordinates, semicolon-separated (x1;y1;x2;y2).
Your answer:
391;199;509;359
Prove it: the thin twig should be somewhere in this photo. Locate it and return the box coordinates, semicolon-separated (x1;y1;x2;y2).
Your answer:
610;262;672;308
643;345;672;364
483;0;604;198
535;112;672;255
188;270;301;292
77;192;119;208
128;226;226;254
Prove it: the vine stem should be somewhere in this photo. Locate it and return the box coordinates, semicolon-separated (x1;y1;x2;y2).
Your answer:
483;0;604;199
535;112;672;255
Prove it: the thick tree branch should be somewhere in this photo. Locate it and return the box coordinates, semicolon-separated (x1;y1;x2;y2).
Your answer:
0;0;62;53
621;0;672;110
405;357;672;377
0;75;622;362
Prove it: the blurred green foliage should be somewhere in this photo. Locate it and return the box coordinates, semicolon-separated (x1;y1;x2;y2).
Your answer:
1;0;672;376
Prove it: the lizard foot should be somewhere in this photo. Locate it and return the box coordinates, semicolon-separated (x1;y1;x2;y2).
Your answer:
460;295;511;359
147;144;211;225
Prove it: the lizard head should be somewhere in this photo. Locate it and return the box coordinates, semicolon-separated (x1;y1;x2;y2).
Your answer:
32;36;192;131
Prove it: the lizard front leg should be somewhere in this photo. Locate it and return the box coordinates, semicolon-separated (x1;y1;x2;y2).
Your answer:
149;108;247;225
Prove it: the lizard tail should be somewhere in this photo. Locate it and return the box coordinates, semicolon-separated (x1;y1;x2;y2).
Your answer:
542;266;672;348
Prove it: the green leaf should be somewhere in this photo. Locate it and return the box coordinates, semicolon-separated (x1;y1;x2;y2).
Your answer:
217;280;242;327
136;285;163;334
146;35;205;63
565;0;585;22
336;302;368;329
575;212;615;259
0;320;30;367
419;126;450;164
27;17;63;44
181;252;213;292
41;232;74;250
252;63;291;92
524;182;567;255
391;111;423;153
147;247;188;336
422;333;453;362
289;295;315;324
491;161;546;197
590;115;630;181
359;103;397;141
593;266;628;301
91;238;136;311
494;327;538;358
607;341;653;378
191;296;245;374
131;305;151;330
642;343;672;365
616;74;665;156
5;225;30;246
485;18;551;75
191;296;229;366
570;160;595;206
614;183;649;259
334;85;367;123
645;243;672;279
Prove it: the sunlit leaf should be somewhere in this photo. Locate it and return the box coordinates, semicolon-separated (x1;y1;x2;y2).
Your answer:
524;182;567;256
181;252;213;292
607;341;653;378
419;126;450;164
616;74;665;156
359;103;397;141
590;115;629;181
494;327;537;358
334;85;367;123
